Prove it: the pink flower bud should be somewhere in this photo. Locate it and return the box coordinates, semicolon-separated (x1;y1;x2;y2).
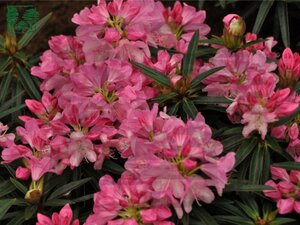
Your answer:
16;166;31;180
288;123;299;140
223;14;246;37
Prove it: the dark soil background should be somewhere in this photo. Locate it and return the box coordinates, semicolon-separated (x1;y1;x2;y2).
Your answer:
1;0;300;57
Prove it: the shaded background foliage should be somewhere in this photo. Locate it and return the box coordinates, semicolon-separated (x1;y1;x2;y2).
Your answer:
0;1;300;225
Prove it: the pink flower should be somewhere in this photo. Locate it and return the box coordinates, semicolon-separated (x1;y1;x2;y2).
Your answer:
85;174;174;225
36;204;79;225
263;166;300;214
278;48;300;88
223;14;245;37
16;166;31;180
200;48;277;98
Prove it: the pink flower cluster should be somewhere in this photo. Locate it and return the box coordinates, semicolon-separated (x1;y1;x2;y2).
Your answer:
264;166;300;214
85;173;174;225
199;17;300;140
271;122;300;162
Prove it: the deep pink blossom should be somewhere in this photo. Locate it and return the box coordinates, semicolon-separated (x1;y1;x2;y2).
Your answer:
36;204;79;225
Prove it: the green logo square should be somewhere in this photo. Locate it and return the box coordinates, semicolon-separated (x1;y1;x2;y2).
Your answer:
6;5;39;33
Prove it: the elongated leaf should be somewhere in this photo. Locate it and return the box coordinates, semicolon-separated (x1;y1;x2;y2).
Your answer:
17;64;41;100
0;73;12;104
0;104;25;119
270;218;296;225
0;199;16;220
222;135;244;152
277;2;290;47
168;100;181;116
199;38;224;45
193;96;232;105
190;66;225;89
198;0;205;10
235;202;258;220
131;61;170;87
0;57;11;73
182;31;199;77
182;98;198;119
48;177;91;200
273;162;300;171
221;126;243;137
151;92;178;104
218;0;226;8
9;178;28;194
0;181;16;198
191;207;219;225
6;212;25;225
252;0;274;34
249;147;265;184
73;193;94;203
18;12;52;49
225;183;274;192
44;199;75;207
196;47;217;57
215;215;253;225
241;38;267;49
24;205;37;220
0;90;25;112
235;137;258;167
103;160;125;175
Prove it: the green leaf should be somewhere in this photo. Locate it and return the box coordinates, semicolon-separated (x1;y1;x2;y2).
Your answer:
131;61;170;87
273;162;300;171
190;66;225;90
103;160;125;175
16;64;41;100
199;38;224;45
196;47;217;57
241;38;267;49
151;92;178;104
0;90;25;112
221;127;243;137
249;147;265;184
0;181;16;198
43;199;75;207
182;98;198;119
9;178;28;194
198;1;205;10
18;12;52;49
73;193;94;203
225;182;274;192
0;104;26;119
193;96;232;105
270;218;296;225
0;57;11;73
277;2;290;47
222;135;244;152
168;101;181;116
235;202;258;220
219;0;226;8
0;72;12;104
252;0;274;34
182;31;199;77
191;207;219;225
215;215;253;225
24;205;37;220
235;137;258;167
6;212;25;225
48;177;91;200
0;199;16;220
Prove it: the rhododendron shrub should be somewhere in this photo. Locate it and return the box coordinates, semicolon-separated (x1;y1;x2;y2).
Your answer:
0;0;300;225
